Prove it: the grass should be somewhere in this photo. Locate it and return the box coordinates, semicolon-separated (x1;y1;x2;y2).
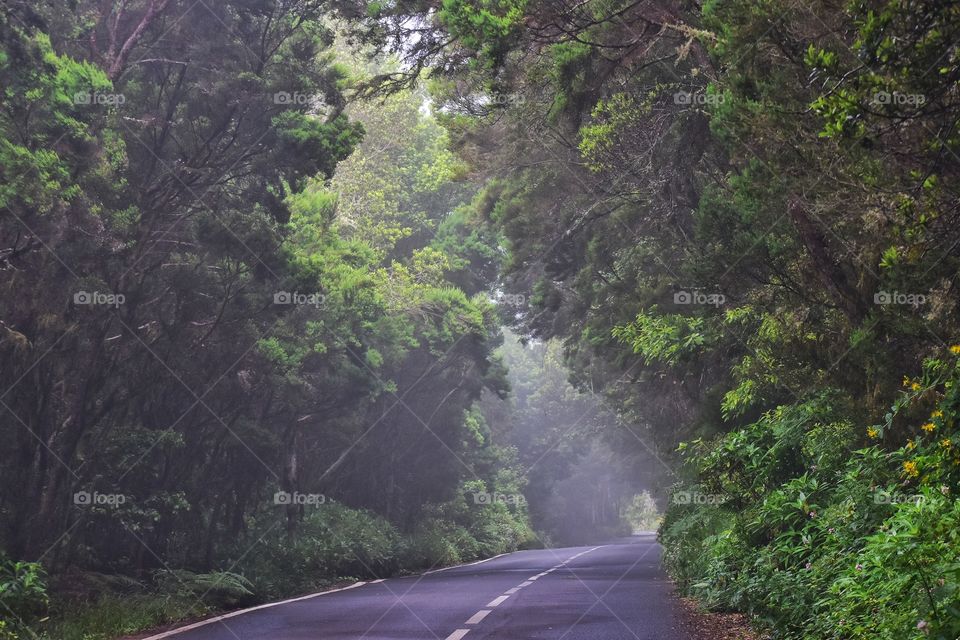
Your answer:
38;594;209;640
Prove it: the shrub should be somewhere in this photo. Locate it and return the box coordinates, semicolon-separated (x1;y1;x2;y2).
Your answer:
824;489;960;639
402;518;473;569
0;555;48;634
233;502;402;598
155;570;257;609
661;348;960;639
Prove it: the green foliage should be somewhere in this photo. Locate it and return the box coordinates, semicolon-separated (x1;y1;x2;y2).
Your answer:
662;348;960;639
0;556;48;633
614;311;713;366
0;5;532;639
154;571;256;609
438;0;528;66
6;0;958;636
346;0;960;635
41;593;200;640
330;87;473;260
579;93;647;172
233;504;402;598
0;18;115;213
402;480;534;568
274;112;365;184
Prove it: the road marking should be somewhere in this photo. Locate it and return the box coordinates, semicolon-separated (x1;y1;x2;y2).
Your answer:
465;610;491;624
370;578;385;584
139;581;367;639
447;546;609;639
141;547;612;640
425;552;510;574
487;595;510;607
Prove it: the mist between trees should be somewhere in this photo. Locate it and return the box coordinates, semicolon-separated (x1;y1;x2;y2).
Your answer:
0;3;655;638
3;0;960;639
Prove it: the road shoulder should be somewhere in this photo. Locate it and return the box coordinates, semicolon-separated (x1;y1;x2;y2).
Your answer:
674;595;765;640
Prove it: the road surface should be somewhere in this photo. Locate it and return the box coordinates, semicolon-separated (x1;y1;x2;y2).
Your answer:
144;534;685;640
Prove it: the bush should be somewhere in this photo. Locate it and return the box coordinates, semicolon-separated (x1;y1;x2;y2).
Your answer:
824;489;960;639
661;350;960;638
233;503;403;598
155;570;257;609
402;518;474;569
0;555;47;634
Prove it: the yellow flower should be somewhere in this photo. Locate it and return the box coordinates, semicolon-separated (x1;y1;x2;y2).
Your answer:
903;376;912;387
867;427;879;439
911;382;922;391
922;422;936;432
903;461;919;477
941;439;952;448
906;440;916;450
932;410;944;419
950;345;960;355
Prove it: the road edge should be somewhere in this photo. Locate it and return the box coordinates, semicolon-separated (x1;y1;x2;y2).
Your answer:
134;550;519;640
137;580;368;640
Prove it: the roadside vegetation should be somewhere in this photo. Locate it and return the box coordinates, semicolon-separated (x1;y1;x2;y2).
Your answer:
3;0;958;638
340;0;958;638
0;4;646;638
662;352;960;638
0;3;537;637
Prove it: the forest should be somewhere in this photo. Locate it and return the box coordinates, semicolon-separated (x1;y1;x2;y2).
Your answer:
1;0;959;639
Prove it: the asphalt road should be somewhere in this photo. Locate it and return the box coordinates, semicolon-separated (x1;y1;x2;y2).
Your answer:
144;534;684;640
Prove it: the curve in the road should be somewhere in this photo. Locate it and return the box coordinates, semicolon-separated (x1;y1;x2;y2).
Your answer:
141;535;683;640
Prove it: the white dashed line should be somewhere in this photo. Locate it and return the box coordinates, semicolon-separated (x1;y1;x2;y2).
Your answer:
487;595;510;607
445;546;608;640
465;610;492;625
